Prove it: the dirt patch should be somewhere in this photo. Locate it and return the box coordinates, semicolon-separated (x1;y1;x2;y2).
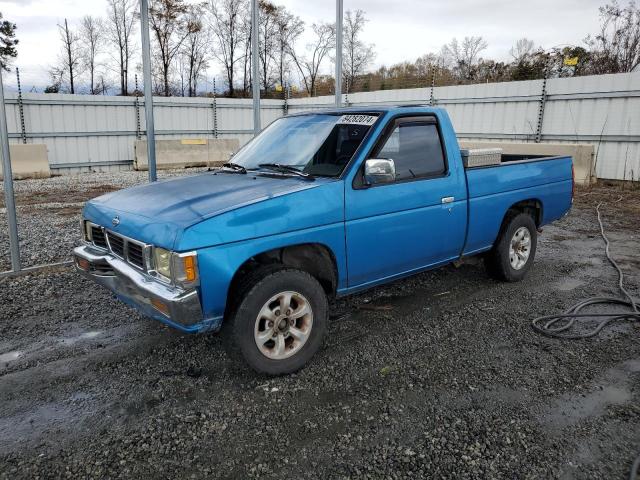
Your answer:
576;184;640;229
13;184;118;207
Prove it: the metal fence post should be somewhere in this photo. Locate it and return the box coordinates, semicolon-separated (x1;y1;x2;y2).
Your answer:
344;78;349;106
251;0;260;136
134;74;141;140
140;0;157;181
0;68;21;272
16;68;26;144
335;0;343;107
212;77;218;139
283;82;289;116
535;69;548;143
429;70;436;106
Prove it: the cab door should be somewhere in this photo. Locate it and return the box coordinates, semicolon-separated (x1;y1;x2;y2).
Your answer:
344;115;467;287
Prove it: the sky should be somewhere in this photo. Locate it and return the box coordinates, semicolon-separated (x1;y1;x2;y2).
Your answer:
1;0;607;91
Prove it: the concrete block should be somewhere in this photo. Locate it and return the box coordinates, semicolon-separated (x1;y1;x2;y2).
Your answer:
135;138;240;170
458;141;595;185
0;144;50;180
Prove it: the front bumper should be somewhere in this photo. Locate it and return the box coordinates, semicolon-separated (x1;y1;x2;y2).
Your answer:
73;245;217;333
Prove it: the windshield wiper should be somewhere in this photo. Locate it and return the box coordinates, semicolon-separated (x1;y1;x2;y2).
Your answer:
218;162;247;174
258;163;314;180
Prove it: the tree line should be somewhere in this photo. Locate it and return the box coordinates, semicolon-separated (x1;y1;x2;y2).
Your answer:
338;1;640;95
42;0;357;98
0;0;639;97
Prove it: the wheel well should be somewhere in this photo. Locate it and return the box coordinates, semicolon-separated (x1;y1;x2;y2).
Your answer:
506;199;543;227
226;243;338;314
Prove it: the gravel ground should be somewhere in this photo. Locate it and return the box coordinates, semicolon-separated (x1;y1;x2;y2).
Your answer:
0;172;639;479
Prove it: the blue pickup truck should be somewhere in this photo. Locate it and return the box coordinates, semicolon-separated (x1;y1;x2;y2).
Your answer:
74;106;573;374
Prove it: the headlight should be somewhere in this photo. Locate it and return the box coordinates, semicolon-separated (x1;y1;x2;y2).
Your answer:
153;247;172;279
82;220;92;242
152;248;199;287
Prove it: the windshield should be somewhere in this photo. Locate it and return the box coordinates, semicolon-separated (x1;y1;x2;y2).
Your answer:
231;113;378;177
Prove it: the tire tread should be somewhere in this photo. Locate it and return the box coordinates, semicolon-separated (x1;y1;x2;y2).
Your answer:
484;211;537;282
222;265;328;375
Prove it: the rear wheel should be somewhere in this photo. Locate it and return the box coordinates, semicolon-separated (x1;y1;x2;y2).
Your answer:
224;267;328;375
485;212;537;282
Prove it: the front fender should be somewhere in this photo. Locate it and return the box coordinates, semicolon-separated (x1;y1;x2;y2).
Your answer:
195;223;347;323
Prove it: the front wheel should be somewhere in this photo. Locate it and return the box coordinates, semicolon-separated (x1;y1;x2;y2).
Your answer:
225;267;328;375
484;212;538;282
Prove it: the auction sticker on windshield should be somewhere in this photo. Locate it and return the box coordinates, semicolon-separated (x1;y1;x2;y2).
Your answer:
337;114;377;126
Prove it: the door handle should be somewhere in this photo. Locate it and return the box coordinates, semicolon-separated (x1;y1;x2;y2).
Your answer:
441;196;454;204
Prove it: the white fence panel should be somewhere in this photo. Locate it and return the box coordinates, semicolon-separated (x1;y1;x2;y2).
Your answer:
3;71;640;180
4;93;272;173
542;73;640;180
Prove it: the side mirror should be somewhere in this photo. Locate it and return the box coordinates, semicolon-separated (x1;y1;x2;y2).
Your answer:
364;158;396;185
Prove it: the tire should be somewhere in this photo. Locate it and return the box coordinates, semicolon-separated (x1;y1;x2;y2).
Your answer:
484;212;537;282
223;267;328;375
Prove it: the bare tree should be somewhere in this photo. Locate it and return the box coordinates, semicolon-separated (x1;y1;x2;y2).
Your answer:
176;54;188;96
80;16;104;94
274;6;303;89
510;38;535;62
257;0;279;92
289;22;335;96
586;1;640;73
51;19;82;94
442;36;488;80
342;9;375;91
209;0;247;97
239;1;300;96
148;0;194;96
181;4;209;96
414;52;438;74
241;11;251;95
106;0;137;95
97;75;113;95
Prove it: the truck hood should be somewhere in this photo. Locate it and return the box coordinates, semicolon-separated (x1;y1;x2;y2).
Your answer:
83;172;331;250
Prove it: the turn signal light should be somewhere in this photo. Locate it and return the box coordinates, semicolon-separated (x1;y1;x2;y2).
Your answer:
77;258;90;271
183;255;197;282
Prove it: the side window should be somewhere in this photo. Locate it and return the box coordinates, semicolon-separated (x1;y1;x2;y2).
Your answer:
377;122;446;181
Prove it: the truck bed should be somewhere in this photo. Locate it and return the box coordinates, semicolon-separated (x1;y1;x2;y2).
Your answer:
462;155;573;256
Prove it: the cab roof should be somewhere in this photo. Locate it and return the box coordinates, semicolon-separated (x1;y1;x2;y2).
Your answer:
290;104;444;116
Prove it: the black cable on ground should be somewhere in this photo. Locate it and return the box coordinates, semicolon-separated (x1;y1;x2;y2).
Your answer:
530;199;640;480
532;200;639;339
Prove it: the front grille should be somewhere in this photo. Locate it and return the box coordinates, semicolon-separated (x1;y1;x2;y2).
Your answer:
91;226;107;249
107;232;125;257
87;221;149;271
127;242;144;269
